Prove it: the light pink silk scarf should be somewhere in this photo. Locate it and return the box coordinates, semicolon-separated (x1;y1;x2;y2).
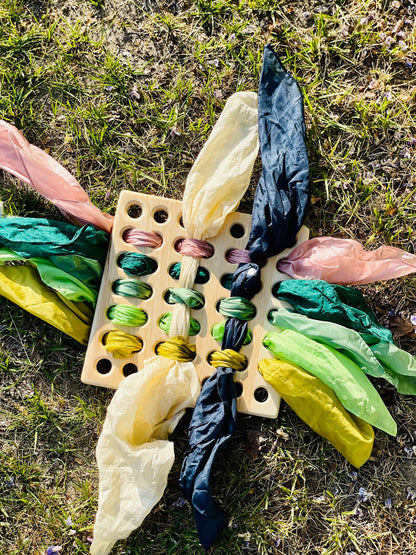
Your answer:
0;121;113;233
278;236;416;284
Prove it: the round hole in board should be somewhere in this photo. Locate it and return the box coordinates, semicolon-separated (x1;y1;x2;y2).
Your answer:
179;216;184;228
206;351;217;366
101;332;109;346
254;387;269;403
220;273;233;290
164;289;174;305
195;266;210;284
267;309;277;324
215;298;225;314
234;382;243;397
168;262;181;280
97;358;112;375
153;209;169;223
127;204;142;219
230;223;245;239
271;282;282;299
123;363;138;377
173;238;186;253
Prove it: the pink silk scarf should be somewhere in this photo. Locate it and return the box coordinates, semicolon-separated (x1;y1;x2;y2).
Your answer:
278;236;416;285
0;121;113;233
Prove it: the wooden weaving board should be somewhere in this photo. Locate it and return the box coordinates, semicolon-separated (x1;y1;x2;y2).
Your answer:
81;191;309;419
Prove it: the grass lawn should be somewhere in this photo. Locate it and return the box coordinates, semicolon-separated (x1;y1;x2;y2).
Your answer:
1;0;416;553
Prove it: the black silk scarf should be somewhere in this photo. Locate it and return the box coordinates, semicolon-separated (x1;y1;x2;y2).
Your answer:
179;44;310;549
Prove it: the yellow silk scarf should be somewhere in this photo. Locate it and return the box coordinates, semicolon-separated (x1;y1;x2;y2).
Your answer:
0;264;92;344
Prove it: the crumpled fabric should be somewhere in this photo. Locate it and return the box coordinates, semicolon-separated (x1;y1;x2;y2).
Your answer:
0;247;98;305
91;358;200;555
91;90;259;555
247;44;310;262
263;329;397;436
278;236;416;284
0;121;114;233
182;92;259;240
179;44;310;550
0;264;92;344
269;309;416;395
274;279;393;343
258;358;374;468
269;309;384;377
0;217;108;263
0;217;106;297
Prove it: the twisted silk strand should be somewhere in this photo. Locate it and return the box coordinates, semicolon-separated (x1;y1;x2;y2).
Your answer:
112;278;152;299
218;297;256;320
159;313;200;336
175;238;214;258
123;229;163;248
118;252;157;276
208;349;247;371
166;287;205;309
211;320;252;345
107;305;148;327
155;335;196;362
103;330;143;359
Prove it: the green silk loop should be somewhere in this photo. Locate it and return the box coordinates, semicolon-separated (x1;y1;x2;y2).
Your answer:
113;278;152;299
118;252;158;276
167;287;205;309
211;320;252;345
159;312;200;336
220;273;234;290
107;305;148;327
218;297;256;320
155;336;196;362
103;330;143;359
169;262;210;284
209;349;247;371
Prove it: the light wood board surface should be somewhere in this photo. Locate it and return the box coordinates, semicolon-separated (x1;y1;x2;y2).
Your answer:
81;191;309;418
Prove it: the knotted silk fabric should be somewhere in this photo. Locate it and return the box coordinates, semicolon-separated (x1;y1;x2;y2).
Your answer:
0;121;113;233
91;91;259;555
179;44;311;550
269;309;416;395
278;236;416;284
258;359;374;468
